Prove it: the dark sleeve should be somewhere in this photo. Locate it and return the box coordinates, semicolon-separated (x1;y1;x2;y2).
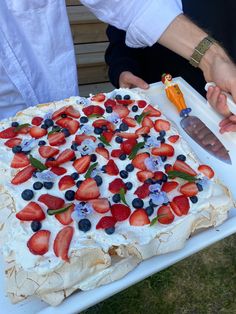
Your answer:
105;25;143;88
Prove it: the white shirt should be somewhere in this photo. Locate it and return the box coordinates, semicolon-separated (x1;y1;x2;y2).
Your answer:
0;0;182;119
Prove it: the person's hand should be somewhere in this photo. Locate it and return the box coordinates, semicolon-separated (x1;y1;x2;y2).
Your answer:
119;71;149;89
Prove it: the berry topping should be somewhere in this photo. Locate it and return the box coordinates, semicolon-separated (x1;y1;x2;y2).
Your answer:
143;105;161;117
136;171;154;183
173;160;197;176
4;138;22;148
21;189;34;201
75;178;100;200
198;165;215;179
112;194;121;203
168;135;180;143
53;226;74;262
120;170;128;179
78;219;92;232
170;195;190;216
0;127;18;139
89;198;110;213
121;138;137;155
11;165;36;185
91;93;106;102
58;175;75;191
51;166;67;176
109;178;126;193
111;204;131;221
132;198;144;208
94;175;103;186
96;216;116;229
95;147;109;160
105;159;119;176
33;181;43;190
65;190;75;201
38;146;59;159
27;230;51;256
126;164;134;172
38;194;65;210
134;183;150;199
55;204;74;225
145;206;154;216
154;119;171;132
190;196;198;204
75;134;96;145
48;132;66;146
180;182;198;197
142;116;154;128
31;221;42;232
29;126;47;139
125;182;133;190
12;145;22;154
73;155;91;174
105;227;115;235
43;182;54;190
157;205;175;224
56;149;76;165
177;154;186;161
11;153;30;168
151;143;174;157
129;209;150;226
65;105;81;118
161;181;179;193
132;152;150;171
16;202;46;221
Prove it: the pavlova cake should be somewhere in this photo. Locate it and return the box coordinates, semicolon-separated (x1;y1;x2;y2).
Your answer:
0;88;233;306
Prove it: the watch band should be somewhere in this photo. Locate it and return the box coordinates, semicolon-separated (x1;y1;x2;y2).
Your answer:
189;35;216;68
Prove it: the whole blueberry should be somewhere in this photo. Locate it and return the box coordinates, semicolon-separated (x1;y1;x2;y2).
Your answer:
61;113;67;118
21;189;34;201
112;194;121;203
71;172;79;180
12;145;22;154
33;182;43;190
164;164;171;171
80;116;88;123
177;154;186;162
11;121;19;127
65;190;75;201
134;115;140;121
119;154;127;161
190;196;198;203
44;118;54;128
38;140;46;146
46;157;55;162
196;183;203;192
76;180;83;188
124;94;131;100
101;165;106;173
41;124;48;130
31;221;42;232
145;206;154;216
105;227;115;235
71;142;79;151
161;138;165;144
142;134;150;140
149;199;157;207
115;136;123;144
159;130;166;137
132;105;138;112
145;178;154;184
101;125;108;131
90;154;97;162
125;182;133;190
119;123;129;131
106;106;113;113
120;170;128;179
98;143;105;148
115;94;122;100
94;175;103;186
44;182;54;190
132;198;144;209
162;174;168;182
62;128;70;137
161;156;167;162
78;219;91;232
70;156;76;162
94;127;103;135
125;164;134;172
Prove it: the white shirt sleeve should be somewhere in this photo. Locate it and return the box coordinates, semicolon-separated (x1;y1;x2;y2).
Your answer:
80;0;183;48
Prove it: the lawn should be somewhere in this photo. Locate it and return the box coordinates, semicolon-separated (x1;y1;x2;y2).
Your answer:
82;234;236;314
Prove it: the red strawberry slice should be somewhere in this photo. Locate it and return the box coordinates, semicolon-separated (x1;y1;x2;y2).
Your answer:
120;138;137;154
45;159;58;168
11;153;30;169
129;209;150;226
31;116;43;126
56;117;73;128
157;205;175;224
53;226;74;262
67;119;80;135
38;194;65;210
48;132;66;146
92;119;115;131
143;105;161;117
91;93;106;102
122;117;137;128
113;104;130;118
4;137;22;148
75;134;96;145
170;195;190;216
17;125;31;135
89;198;110;214
173;160;197;176
39;146;59;158
105;159;119;175
135;126;150;136
29;126;47;139
65;105;81;118
75;178;100;200
111;204;131;221
137;100;147;108
11;165;36;185
56;149;75;165
111;149;124;158
27;230;51;256
83;105;105;116
104;99;116;108
58;175;75;191
180;182;198;197
153;171;165;181
96;216;116;229
198;165;215;179
0;127;17;139
165;164;173;174
103;131;114;143
116;132;138;139
134;183;150;199
16;202;46;221
152;143;174;157
51;166;67;176
168;135;180;143
93;106;105;116
154;119;171;132
95;147;109;160
116;99;134;106
132;152;149;171
162;181;179;193
73;155;91;174
109;178;126;193
82;105;94;116
137;171;154;182
142;116;154;128
52;106;67;120
55;204;74;225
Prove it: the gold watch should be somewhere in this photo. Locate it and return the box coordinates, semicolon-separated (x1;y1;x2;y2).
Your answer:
189;35;216;68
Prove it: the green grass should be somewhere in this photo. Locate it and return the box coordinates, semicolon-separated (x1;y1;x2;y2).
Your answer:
82;234;236;314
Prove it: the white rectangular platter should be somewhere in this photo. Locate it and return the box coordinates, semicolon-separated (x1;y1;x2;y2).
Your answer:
1;77;236;314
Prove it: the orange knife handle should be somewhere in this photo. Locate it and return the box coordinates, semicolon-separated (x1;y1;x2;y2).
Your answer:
165;84;187;113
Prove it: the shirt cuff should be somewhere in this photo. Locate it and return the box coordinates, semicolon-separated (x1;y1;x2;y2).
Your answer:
126;0;183;48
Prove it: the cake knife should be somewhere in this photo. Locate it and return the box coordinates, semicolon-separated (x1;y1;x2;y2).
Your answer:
162;74;231;164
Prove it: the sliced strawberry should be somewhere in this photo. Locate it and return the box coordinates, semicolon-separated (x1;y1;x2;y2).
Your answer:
11;165;36;185
162;181;179;193
38;194;65;210
157;205;175;224
31;116;43;126
137;171;154;182
55;204;74;225
170;195;190;216
45;159;58;168
67;119;80;135
116;99;134;106
48;132;66;146
180;182;198;197
113;104;130;118
51;166;67;176
95;147;109;160
56;149;75;165
29;126;47;139
129;209;150;226
96;216;116;229
102;130;114;143
91;93;106;102
154;119;171;132
73;155;91;174
168;135;180;143
56;117;72;128
134;183;150;199
17;125;31;135
152;143;174;157
111;204;131;221
198;165;215;179
65;105;81;118
75;134;96;145
27;230;51;256
132;152;149;171
111;149;124;158
92;119;115;131
82;105;94;116
93;106;105;116
53;226;74;262
109;178;126;193
116;132;138;139
75;178;100;200
16;202;46;221
4;137;22;148
123;117;137;127
120;138;137;154
58;175;75;191
137;100;147;108
89;198;110;214
0;127;16;139
153;171;165;181
142;116;154;128
52;106;67;120
143;105;161;117
164;164;173;173
39;146;59;158
135;126;150;136
11;153;30;169
173;160;197;176
105;159;119;175
104;99;116;108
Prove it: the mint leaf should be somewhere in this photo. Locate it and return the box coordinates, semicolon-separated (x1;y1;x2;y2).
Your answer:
98;135;111;147
128;141;145;160
150;214;168;227
29;155;48;171
137;111;150;124
85;162;98;179
47;204;73;216
168;171;197;182
119;188;128;205
14;123;31;132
